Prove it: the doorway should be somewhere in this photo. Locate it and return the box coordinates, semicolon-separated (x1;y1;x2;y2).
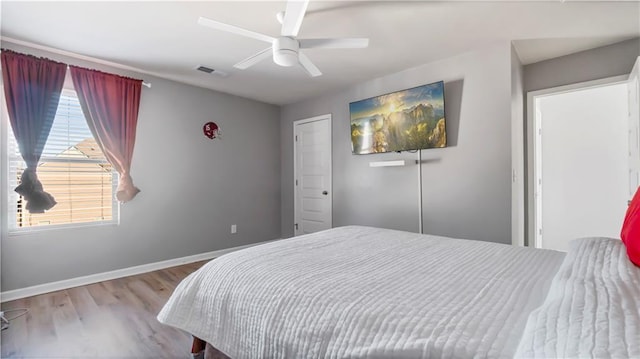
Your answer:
529;78;629;251
293;114;332;236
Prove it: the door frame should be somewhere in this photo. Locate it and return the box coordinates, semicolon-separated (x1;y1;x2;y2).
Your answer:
293;114;332;236
523;75;628;248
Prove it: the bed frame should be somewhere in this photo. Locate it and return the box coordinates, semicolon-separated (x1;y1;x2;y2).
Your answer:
192;337;231;359
192;337;206;357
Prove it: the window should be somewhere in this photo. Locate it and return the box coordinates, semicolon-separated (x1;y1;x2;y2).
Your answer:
7;89;118;231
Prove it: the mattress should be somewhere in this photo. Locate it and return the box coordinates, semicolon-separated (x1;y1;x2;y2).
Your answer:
515;237;640;358
158;226;567;358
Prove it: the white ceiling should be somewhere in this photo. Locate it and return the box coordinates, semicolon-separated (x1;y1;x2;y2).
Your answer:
1;1;639;105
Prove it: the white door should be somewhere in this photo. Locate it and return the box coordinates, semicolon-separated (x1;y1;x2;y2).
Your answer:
294;115;332;236
628;57;640;199
537;82;628;251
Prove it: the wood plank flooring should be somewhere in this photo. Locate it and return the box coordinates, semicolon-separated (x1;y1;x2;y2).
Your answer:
1;261;207;358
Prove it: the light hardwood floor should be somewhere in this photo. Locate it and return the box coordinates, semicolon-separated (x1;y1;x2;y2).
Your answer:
1;261;207;358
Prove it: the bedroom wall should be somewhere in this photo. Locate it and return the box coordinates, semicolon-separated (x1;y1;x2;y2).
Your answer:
281;41;514;243
0;42;281;291
523;38;640;93
511;45;525;246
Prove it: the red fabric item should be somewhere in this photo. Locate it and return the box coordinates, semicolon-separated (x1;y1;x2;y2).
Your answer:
621;187;640;266
69;66;142;203
1;49;66;213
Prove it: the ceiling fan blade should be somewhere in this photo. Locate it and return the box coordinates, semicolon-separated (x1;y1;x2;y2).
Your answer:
198;17;275;43
299;38;370;49
234;48;272;70
298;53;322;77
281;0;309;37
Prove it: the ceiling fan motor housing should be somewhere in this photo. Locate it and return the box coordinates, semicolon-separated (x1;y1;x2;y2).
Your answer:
273;37;299;67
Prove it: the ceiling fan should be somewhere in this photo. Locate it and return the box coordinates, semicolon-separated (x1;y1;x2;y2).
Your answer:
197;0;369;77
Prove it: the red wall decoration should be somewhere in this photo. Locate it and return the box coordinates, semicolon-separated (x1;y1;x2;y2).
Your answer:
203;122;221;139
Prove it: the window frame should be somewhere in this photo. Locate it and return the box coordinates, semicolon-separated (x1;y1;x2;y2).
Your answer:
5;86;120;234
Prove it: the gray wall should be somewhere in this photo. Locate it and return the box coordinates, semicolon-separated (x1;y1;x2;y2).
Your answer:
0;43;281;291
511;44;525;246
523;38;640;93
281;41;514;243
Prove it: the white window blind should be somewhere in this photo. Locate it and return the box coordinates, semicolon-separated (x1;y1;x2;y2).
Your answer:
7;88;118;230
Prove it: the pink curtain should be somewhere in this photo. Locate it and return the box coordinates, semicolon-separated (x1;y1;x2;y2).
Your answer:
1;49;66;213
69;66;142;203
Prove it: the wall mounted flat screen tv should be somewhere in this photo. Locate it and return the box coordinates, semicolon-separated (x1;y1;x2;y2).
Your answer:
349;81;446;155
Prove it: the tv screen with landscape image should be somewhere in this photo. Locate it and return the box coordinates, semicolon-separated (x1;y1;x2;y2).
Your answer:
349;81;446;154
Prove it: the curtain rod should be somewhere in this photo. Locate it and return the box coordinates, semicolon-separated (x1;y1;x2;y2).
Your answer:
62;64;151;88
4;37;167;91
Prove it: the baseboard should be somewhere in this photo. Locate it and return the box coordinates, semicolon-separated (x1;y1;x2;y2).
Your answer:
1;239;279;303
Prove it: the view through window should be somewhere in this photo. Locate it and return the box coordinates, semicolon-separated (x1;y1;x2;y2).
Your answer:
7;89;118;229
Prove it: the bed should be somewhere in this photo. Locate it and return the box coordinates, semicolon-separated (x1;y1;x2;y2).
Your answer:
157;226;640;358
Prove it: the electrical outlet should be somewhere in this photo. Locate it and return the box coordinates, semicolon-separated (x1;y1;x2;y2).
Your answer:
231;224;237;234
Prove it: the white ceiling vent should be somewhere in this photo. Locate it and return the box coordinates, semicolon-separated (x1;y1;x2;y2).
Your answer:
195;65;228;78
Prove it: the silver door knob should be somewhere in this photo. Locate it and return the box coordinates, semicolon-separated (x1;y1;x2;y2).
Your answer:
322;191;328;195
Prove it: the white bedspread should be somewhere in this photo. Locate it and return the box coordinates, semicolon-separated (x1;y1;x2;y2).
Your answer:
515;237;640;358
158;226;565;358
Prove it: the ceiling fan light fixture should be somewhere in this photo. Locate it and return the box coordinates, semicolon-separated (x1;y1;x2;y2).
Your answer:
197;1;368;77
273;37;299;67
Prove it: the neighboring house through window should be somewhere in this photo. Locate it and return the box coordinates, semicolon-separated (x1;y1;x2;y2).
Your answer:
7;88;119;230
